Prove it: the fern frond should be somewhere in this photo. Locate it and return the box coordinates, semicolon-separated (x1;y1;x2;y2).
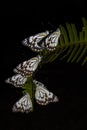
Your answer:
71;43;85;63
66;23;74;42
76;45;87;63
82;56;87;65
59;25;69;44
41;18;87;66
79;31;84;41
67;44;79;62
82;17;87;41
71;24;79;41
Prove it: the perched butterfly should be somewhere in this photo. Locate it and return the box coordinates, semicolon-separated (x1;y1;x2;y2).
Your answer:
5;74;27;88
14;55;42;77
33;80;59;105
41;28;61;51
22;31;49;52
12;93;33;113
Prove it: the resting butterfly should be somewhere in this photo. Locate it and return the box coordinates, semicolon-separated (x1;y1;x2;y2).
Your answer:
22;31;49;52
41;28;61;51
14;55;42;77
33;80;59;105
5;74;27;88
12;93;33;113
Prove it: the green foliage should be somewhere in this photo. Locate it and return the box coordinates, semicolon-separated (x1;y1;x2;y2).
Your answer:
20;18;87;112
22;77;37;111
40;17;87;66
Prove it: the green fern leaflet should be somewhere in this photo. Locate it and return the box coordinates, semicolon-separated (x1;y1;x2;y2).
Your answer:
40;17;87;66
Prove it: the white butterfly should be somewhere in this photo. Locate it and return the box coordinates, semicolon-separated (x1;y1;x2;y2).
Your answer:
14;55;42;77
22;31;49;52
12;93;33;113
42;28;61;51
5;74;27;88
33;80;59;105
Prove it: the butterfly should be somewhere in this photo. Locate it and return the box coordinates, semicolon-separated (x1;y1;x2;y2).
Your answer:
22;31;49;52
12;93;33;113
5;74;27;88
41;28;61;51
14;55;42;77
33;80;59;105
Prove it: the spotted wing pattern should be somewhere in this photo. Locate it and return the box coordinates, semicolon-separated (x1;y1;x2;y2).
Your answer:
33;80;59;105
5;74;27;87
42;28;61;51
22;31;49;52
14;55;42;77
12;93;33;113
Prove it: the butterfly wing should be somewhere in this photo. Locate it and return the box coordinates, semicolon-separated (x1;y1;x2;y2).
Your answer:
12;93;33;113
42;28;61;51
22;31;49;52
33;80;59;105
5;74;27;88
14;55;42;77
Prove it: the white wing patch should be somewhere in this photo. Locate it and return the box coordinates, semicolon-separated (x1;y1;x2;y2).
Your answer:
12;93;33;113
5;74;27;88
33;80;59;105
22;31;49;52
14;55;42;77
42;28;61;51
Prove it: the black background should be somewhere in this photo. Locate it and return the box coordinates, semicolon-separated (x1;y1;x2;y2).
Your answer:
0;1;87;130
